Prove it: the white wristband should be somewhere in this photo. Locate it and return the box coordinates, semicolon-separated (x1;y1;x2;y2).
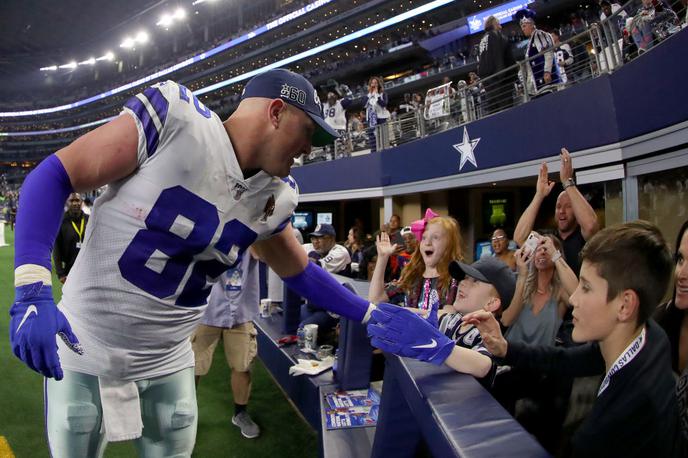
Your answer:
551;251;563;264
362;303;377;324
15;264;52;287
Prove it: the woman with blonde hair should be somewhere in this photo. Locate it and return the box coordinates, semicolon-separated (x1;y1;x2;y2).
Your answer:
500;232;577;342
369;209;463;326
365;76;390;152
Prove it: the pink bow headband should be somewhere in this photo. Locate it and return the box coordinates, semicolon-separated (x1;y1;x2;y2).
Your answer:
410;208;439;241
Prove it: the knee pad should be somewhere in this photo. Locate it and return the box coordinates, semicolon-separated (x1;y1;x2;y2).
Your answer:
170;400;195;430
65;402;100;434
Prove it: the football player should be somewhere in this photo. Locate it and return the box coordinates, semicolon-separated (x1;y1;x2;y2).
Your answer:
9;69;413;457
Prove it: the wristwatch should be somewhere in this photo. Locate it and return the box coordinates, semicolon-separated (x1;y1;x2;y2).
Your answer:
562;178;576;190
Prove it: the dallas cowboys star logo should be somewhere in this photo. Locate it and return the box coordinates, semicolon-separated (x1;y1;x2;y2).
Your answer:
453;127;480;170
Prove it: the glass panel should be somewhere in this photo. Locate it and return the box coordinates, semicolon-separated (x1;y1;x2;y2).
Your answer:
603;179;623;228
638;166;688;248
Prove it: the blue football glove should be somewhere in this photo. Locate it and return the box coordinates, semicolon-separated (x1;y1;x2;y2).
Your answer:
9;282;83;380
367;303;454;365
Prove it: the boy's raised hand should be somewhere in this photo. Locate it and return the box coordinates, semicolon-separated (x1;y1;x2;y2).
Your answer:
462;310;508;358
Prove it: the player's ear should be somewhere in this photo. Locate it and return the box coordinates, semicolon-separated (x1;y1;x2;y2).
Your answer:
268;99;287;129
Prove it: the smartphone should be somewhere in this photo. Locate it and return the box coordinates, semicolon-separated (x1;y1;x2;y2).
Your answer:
522;231;540;258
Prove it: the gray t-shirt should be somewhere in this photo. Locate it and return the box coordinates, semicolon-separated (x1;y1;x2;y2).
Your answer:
505;297;561;347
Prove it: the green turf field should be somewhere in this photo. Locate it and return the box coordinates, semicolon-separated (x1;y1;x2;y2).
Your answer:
0;227;317;457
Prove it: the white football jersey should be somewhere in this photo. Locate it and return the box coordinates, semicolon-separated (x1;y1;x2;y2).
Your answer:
58;80;298;380
322;100;347;131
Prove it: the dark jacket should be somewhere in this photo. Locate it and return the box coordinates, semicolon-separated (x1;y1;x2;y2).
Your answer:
477;30;515;78
504;320;684;457
54;211;89;278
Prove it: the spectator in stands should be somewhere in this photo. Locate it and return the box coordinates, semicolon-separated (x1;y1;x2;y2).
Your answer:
514;148;600;276
365;76;391;153
493;233;577;450
464;221;683;457
398;93;416;114
654;220;688;442
477;15;516;113
369;209;462;326
490;228;517;270
439;257;516;382
628;0;679;52
387;213;404;246
600;0;629;39
191;254;261;439
387;226;417;282
500;233;577;339
516;9;561;95
344;226;366;279
322;91;352;157
551;30;574;84
300;223;352;332
370;256;515;383
468;72;485;118
53;193;89;284
441;76;457;100
412;93;424;110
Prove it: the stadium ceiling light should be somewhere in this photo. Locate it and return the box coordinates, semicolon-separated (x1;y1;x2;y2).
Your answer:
7;0;432;118
157;14;174;27
79;57;97;66
40;65;58;71
135;31;149;44
96;51;115;61
174;8;186;19
120;37;135;49
58;61;77;69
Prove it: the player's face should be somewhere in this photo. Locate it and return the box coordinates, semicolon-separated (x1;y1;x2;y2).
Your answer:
267;105;314;178
491;229;508;254
675;230;688;309
420;222;448;269
570;261;618;343
454;276;495;313
555;193;577;233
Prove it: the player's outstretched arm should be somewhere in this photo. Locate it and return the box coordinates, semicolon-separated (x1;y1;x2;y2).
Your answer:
253;224;375;323
11;114;139;380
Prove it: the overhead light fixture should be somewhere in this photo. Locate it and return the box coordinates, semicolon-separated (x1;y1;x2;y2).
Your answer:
120;37;135;49
135;31;149;44
40;65;58;71
174;8;186;19
157;14;173;27
96;51;115;61
59;61;77;69
79;57;97;66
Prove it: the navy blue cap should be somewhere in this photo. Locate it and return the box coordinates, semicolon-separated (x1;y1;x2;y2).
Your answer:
310;223;336;237
241;68;339;147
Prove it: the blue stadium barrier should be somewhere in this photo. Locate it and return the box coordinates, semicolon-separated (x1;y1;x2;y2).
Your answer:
373;355;551;458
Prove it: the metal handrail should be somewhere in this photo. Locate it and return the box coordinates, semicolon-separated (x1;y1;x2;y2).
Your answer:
299;0;685;163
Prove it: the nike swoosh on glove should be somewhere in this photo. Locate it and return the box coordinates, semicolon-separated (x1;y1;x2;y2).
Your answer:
9;282;83;380
367;303;455;365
